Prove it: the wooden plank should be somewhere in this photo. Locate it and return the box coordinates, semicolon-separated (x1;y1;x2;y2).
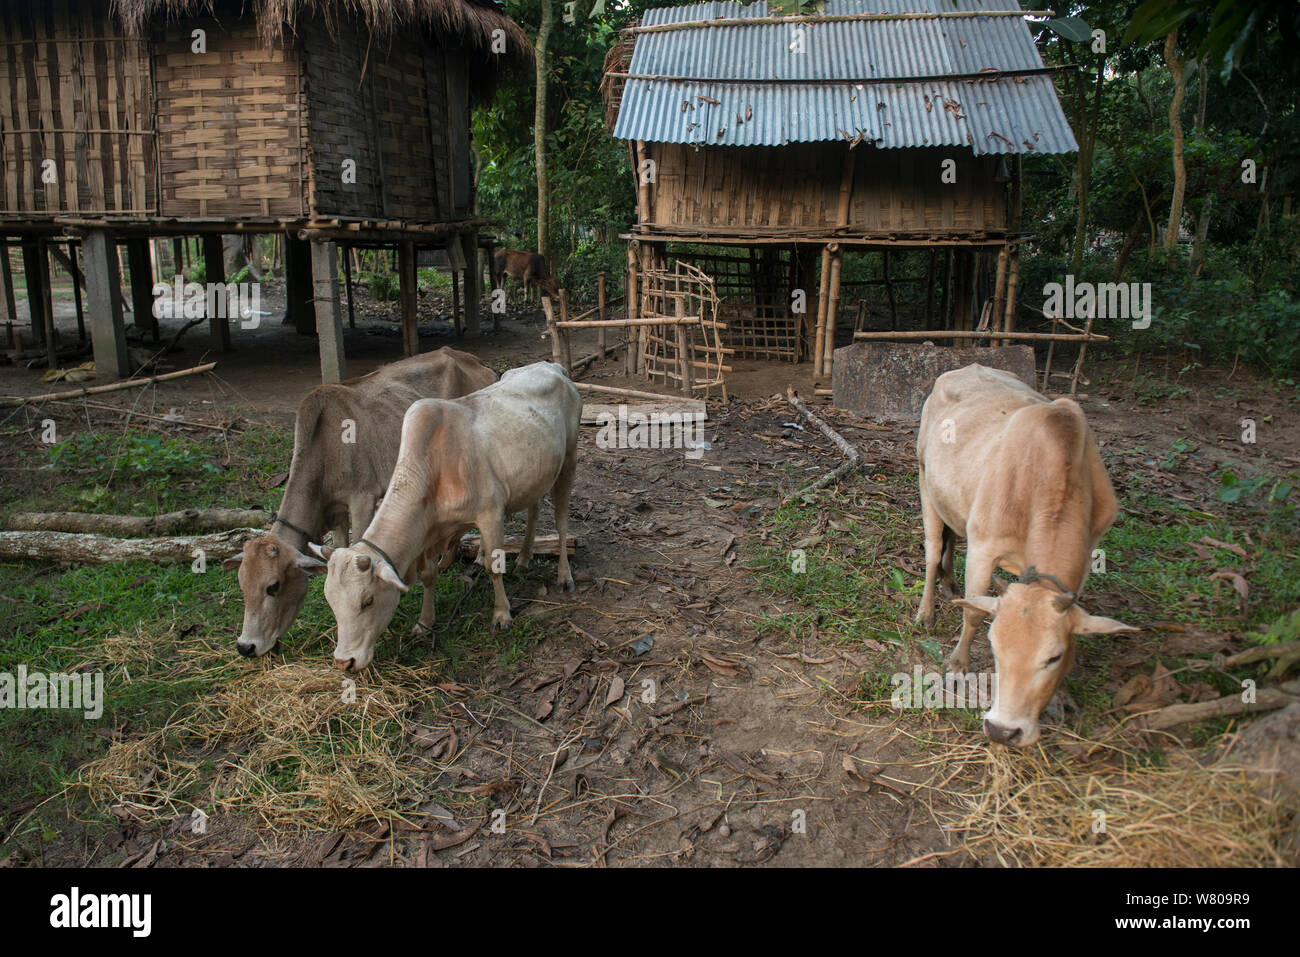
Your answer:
202;233;230;352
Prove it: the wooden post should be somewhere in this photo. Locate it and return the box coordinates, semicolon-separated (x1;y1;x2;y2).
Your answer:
398;240;419;357
625;246;639;376
674;295;693;396
284;234;316;335
21;241;47;348
558;288;573;372
924;249;936;327
311;241;346;383
202;234;231;352
814;244;831;374
69;243;85;342
81;229;131;379
0;242;17;342
127;238;159;342
171;238;184;277
883;249;896;330
451;269;462;335
543;296;563;367
823;243;844;378
597;271;607;354
940;248;954;330
461;232;480;336
36;240;57;372
1002;246;1020;334
341;243;356;329
634;141;652;224
991;244;1009;343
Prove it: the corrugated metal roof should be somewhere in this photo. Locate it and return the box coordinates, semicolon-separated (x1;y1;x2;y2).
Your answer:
611;0;1077;154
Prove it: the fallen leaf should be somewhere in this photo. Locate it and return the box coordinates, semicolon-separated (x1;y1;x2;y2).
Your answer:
605;675;625;707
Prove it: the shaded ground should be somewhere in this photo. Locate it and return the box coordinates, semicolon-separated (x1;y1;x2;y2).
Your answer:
1;291;1298;867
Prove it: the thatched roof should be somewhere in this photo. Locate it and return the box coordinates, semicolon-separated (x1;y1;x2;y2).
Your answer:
110;0;533;74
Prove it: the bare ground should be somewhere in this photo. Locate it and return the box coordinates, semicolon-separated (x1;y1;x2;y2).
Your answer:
2;284;1297;868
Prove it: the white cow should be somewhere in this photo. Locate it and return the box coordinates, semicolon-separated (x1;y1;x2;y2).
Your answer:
317;361;581;672
916;364;1138;747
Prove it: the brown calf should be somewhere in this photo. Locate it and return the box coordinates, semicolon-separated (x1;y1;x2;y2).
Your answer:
492;248;560;301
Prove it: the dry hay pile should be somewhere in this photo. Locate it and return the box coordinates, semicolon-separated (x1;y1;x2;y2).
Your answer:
913;727;1294;867
73;626;447;830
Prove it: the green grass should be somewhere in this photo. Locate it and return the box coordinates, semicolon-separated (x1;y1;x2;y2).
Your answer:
0;420;567;856
1;423;293;520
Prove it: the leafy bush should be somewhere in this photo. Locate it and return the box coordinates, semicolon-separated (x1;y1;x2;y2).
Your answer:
361;268;400;301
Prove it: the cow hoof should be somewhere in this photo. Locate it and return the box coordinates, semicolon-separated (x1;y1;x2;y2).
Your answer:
944;653;970;674
412;622;433;639
516;554;532;570
491;612;513;632
558;576;575;593
915;608;935;630
938;580;956;600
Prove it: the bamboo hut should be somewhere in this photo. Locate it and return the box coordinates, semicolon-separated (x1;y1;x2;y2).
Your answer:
602;0;1078;386
0;0;530;380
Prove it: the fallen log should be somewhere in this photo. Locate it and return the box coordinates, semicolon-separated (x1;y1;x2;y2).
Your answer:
10;508;271;536
782;386;863;505
1142;688;1298;732
0;528;261;565
458;533;576;559
1225;640;1300;680
0;361;217;407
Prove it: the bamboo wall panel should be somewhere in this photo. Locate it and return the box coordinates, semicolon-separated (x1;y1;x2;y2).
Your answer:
0;0;154;216
153;18;304;219
301;20;452;221
647;143;1006;235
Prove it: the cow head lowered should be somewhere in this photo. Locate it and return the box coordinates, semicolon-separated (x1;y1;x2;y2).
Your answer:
954;584;1136;748
317;544;407;672
223;536;327;658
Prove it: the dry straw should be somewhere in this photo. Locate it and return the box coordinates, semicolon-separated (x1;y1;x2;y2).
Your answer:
73;623;452;830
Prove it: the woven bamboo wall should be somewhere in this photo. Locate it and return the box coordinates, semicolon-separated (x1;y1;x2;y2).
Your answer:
0;0;155;216
302;21;470;222
646;143;1005;235
153;18;305;219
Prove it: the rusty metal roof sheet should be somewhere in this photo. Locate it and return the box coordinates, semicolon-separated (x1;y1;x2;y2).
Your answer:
610;0;1078;155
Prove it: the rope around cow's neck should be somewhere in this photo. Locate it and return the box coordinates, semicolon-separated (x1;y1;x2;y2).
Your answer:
1014;564;1078;607
270;510;314;546
358;538;406;588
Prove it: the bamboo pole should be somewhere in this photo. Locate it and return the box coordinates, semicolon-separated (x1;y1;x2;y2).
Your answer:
597;271;607;354
0;362;217;407
542;296;564;368
823;244;844;378
853;330;1107;343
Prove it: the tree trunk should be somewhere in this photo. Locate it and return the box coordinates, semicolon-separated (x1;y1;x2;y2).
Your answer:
534;0;553;265
1070;59;1106;274
0;528;261;565
8;508;270;536
1163;30;1188;263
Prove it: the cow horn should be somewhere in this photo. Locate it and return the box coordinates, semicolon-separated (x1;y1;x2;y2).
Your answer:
356;555;371;571
1054;592;1077;611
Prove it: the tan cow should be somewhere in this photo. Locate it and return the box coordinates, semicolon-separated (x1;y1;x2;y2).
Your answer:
316;361;581;672
915;364;1137;747
492;249;560;301
222;348;497;658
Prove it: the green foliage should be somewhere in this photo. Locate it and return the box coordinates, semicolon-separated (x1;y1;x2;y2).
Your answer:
361;268;400;301
46;432;218;486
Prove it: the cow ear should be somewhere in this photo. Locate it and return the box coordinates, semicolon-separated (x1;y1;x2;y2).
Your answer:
953;596;1000;617
308;542;333;561
222;555;243;571
295;552;327;575
375;560;410;593
1071;609;1140;635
